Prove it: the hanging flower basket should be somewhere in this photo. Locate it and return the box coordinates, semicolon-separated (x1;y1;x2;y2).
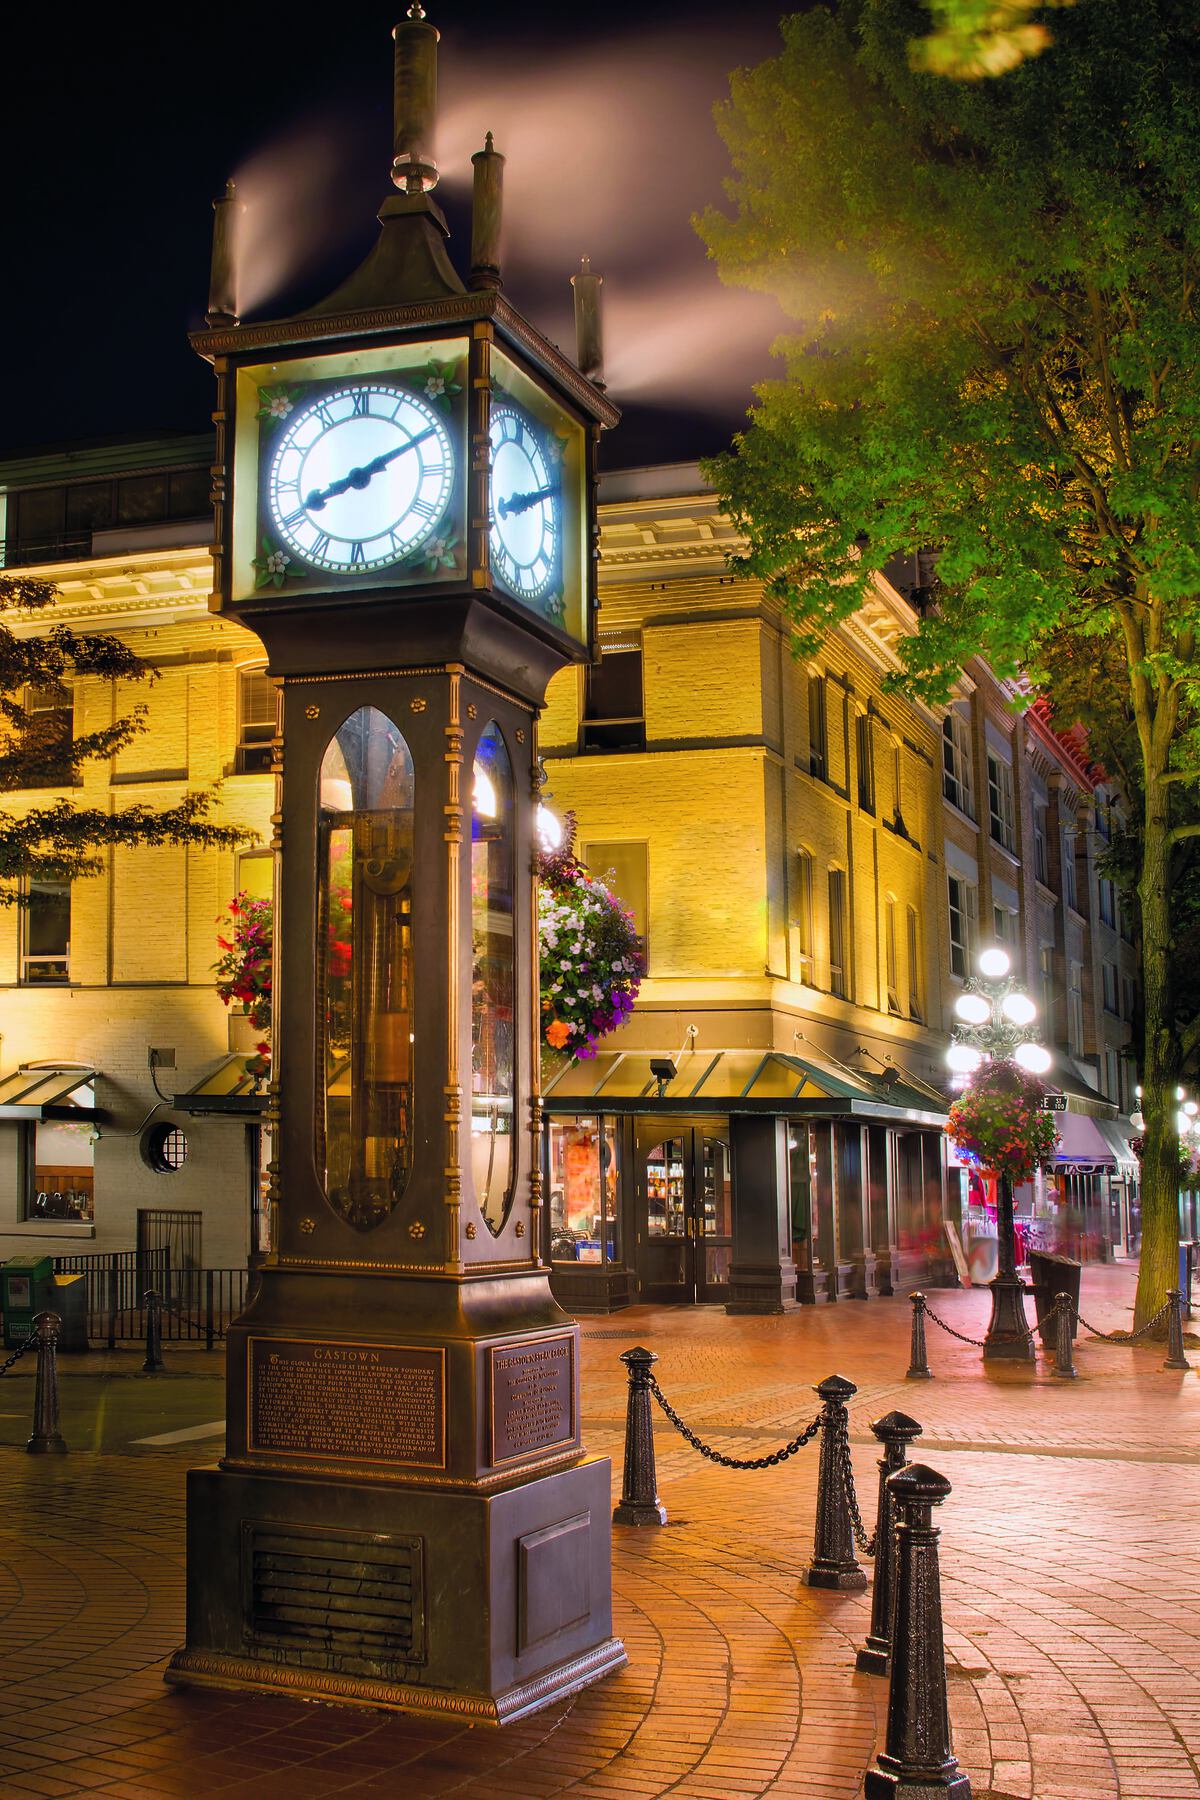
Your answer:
538;816;643;1062
213;892;273;1076
1130;1134;1200;1186
946;1059;1059;1182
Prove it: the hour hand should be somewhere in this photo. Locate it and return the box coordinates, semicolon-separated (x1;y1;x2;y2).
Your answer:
497;484;560;519
304;427;439;510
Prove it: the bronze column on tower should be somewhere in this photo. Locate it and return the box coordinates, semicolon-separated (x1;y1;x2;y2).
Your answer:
166;8;623;1722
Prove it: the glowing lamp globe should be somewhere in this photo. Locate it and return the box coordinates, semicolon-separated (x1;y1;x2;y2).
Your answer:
977;946;1011;980
1001;991;1037;1027
536;804;564;852
1186;1100;1199;1119
947;1042;984;1074
1013;1041;1052;1075
954;992;991;1024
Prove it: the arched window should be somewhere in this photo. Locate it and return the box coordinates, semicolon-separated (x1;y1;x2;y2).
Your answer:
316;707;415;1232
471;723;515;1234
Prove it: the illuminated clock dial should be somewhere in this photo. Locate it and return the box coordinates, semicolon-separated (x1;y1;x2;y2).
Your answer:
489;400;561;603
267;383;454;573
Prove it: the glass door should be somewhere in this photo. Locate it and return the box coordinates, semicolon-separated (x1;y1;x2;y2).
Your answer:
634;1121;731;1303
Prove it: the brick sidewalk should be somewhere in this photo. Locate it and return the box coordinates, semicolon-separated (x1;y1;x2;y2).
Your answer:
1;1264;1197;1800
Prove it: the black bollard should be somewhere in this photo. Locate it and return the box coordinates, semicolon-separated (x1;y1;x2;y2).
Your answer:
856;1410;923;1675
143;1289;165;1374
906;1293;932;1381
613;1346;667;1526
1050;1292;1077;1380
1164;1288;1190;1372
864;1463;972;1800
26;1311;67;1456
804;1373;868;1590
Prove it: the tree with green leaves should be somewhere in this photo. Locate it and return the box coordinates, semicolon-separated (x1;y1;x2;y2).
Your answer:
1;574;249;897
698;0;1200;1327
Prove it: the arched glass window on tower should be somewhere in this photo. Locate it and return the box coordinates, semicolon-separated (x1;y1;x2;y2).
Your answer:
471;723;515;1234
316;707;415;1232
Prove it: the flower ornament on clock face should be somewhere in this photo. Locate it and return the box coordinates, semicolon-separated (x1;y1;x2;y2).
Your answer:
489;400;562;603
266;382;454;574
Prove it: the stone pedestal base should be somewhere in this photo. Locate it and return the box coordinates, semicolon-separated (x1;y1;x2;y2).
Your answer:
166;1457;624;1723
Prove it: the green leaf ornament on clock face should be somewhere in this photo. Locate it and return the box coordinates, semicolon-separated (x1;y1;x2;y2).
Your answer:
489;398;563;608
266;381;455;574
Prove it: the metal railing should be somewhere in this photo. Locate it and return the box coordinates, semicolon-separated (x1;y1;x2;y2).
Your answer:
53;1253;249;1349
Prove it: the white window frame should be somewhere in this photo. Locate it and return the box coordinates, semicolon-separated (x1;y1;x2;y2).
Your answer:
948;874;978;980
987;750;1015;852
942;712;974;818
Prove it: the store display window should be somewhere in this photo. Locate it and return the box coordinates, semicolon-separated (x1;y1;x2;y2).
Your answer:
548;1116;620;1265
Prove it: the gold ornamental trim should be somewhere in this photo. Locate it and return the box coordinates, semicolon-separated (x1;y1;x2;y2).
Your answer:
273;1255;544;1275
165;1637;628;1723
218;1444;584;1490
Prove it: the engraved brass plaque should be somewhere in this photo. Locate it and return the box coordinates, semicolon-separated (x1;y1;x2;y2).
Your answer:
249;1337;446;1468
489;1334;576;1466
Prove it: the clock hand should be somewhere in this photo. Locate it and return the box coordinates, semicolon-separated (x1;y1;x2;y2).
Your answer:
496;483;560;519
304;426;439;511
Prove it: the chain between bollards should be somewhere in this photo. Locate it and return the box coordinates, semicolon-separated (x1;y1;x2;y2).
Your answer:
26;1311;67;1456
143;1289;165;1374
856;1411;923;1677
0;1329;37;1378
863;1462;972;1800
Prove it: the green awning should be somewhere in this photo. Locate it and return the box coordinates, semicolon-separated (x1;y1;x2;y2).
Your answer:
172;1054;267;1117
0;1064;104;1122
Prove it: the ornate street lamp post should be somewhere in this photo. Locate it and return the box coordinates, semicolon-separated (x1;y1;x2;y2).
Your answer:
947;946;1051;1362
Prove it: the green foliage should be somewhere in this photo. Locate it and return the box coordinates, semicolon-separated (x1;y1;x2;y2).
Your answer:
912;0;1069;80
0;574;250;900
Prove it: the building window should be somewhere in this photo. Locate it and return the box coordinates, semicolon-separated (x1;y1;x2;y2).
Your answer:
20;1084;96;1222
236;668;275;774
856;713;875;812
828;869;848;998
1104;1047;1120;1102
1123;975;1136;1023
987;751;1015;851
1068;960;1085;1056
582;637;645;752
23;683;74;788
942;712;974;818
948;874;977;980
1039;943;1054;1022
907;906;923;1021
1094;797;1112;842
808;675;828;781
993;904;1018;947
1063;830;1078;910
1119;896;1133;943
1102;961;1119;1014
236;850;274;903
1033;804;1049;885
21;879;71;983
1101;878;1116;927
794;848;814;978
581;841;649;964
884;896;900;1014
547;1117;620;1266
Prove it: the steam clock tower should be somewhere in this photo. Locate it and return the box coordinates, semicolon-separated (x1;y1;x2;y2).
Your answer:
166;9;624;1721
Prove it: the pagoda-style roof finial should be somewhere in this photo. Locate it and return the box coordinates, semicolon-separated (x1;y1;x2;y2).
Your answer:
392;5;439;192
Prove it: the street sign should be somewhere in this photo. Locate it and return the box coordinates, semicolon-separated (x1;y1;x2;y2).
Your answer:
1041;1094;1068;1112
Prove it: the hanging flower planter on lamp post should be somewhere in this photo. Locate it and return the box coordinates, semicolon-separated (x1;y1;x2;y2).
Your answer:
537;813;644;1065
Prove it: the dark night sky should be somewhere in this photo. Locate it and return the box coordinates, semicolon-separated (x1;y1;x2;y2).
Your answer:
5;2;795;471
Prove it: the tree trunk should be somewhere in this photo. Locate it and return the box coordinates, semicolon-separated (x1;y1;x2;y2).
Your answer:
1134;784;1179;1332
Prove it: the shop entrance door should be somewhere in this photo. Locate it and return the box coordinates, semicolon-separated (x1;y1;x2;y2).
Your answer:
634;1120;732;1303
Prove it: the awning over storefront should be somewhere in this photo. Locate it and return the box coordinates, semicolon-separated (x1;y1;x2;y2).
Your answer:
1093;1118;1140;1175
542;1048;947;1127
1053;1110;1117;1169
1046;1051;1117;1119
172;1054;267;1117
0;1064;105;1122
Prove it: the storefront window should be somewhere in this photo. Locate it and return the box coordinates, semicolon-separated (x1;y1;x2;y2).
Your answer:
788;1127;813;1272
472;723;515;1235
316;707;415;1233
23;1109;95;1223
548;1117;619;1263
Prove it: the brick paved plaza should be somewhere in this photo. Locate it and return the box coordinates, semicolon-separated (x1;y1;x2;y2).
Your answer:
0;1264;1196;1800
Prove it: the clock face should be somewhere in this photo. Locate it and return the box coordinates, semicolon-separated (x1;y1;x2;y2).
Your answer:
489;401;562;603
267;382;454;573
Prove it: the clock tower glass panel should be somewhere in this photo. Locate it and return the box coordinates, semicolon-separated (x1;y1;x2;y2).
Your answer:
489;347;587;647
231;338;469;602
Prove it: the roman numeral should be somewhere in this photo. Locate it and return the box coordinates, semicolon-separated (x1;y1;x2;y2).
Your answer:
351;391;370;417
412;498;437;521
315;402;336;428
349;540;365;566
280;507;307;530
311;532;331;562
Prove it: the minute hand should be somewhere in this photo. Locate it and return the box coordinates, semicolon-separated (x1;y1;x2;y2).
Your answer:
497;484;560;519
305;426;438;511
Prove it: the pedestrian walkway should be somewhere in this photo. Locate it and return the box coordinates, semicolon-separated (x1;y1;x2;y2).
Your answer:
0;1263;1196;1800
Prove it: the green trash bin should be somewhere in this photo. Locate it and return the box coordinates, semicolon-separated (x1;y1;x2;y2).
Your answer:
1;1255;55;1349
